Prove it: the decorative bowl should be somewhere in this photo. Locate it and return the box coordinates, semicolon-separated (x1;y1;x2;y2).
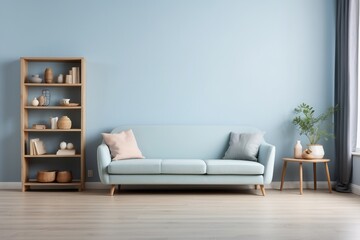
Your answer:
60;99;70;105
56;171;72;183
29;75;42;83
37;170;56;183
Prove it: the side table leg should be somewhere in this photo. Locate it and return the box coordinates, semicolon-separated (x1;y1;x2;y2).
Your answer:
280;161;288;191
313;163;317;191
299;162;303;195
325;162;332;193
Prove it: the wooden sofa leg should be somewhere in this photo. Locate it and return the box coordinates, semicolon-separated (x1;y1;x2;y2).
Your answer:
254;184;258;190
260;185;266;196
110;185;116;196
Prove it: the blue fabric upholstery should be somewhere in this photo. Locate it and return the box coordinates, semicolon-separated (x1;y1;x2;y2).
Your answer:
205;159;264;175
97;125;276;190
108;159;162;174
161;159;206;174
109;175;264;185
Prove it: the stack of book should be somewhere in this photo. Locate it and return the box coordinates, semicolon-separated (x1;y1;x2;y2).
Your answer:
29;138;47;155
69;67;80;84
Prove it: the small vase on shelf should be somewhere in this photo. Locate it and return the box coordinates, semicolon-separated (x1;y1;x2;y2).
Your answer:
57;116;72;129
57;74;64;83
31;98;39;106
38;95;45;106
44;68;53;83
294;140;302;159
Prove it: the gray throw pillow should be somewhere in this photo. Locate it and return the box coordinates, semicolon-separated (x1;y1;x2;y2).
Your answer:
223;132;264;161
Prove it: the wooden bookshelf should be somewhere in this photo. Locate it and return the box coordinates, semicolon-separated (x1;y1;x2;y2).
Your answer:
20;57;86;192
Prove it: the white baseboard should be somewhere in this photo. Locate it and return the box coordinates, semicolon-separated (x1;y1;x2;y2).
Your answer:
2;181;359;195
351;184;360;195
0;181;337;191
85;182;107;189
268;181;336;190
0;182;21;189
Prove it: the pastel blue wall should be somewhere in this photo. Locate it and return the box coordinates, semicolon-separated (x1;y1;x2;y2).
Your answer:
0;0;336;183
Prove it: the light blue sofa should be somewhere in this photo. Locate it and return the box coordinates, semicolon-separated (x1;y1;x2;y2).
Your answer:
97;125;276;196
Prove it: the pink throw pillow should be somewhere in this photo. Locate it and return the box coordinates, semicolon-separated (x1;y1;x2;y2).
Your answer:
102;129;145;160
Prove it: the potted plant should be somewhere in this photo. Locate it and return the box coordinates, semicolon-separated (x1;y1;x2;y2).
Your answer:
292;103;337;158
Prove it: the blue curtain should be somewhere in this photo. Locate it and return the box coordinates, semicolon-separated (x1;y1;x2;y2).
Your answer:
334;0;359;192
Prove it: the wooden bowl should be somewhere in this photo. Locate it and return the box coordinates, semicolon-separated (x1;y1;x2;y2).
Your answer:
302;152;315;159
56;171;72;183
37;170;56;183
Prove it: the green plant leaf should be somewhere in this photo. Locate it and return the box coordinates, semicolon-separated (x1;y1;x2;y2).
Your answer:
292;103;338;145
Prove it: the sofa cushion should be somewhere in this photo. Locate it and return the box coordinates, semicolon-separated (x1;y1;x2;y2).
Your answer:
205;159;264;175
161;159;206;174
102;129;145;160
108;159;161;174
223;132;264;161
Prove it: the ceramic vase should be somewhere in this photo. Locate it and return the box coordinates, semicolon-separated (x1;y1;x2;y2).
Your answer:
44;68;53;83
308;144;324;159
57;74;64;83
38;95;45;106
294;140;302;159
50;117;58;129
31;98;39;106
57;116;72;129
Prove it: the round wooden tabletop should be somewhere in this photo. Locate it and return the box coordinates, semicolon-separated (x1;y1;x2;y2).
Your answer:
282;157;330;163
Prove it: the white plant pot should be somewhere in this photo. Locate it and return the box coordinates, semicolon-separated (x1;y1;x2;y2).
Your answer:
308;144;324;159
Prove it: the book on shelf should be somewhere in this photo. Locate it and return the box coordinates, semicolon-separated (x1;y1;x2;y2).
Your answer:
76;67;80;83
29;138;46;155
29;138;39;155
71;67;76;83
56;149;76;155
32;124;46;130
69;70;73;83
71;67;80;83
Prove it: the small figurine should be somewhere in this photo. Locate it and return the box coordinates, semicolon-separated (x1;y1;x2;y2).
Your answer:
31;98;39;106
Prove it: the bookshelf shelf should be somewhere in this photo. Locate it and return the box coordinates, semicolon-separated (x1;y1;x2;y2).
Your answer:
25;83;82;87
20;57;86;192
24;181;82;188
25;106;82;110
25;154;81;158
24;129;82;132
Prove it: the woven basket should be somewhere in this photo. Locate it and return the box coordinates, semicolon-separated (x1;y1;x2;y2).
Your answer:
56;171;72;183
37;170;56;183
57;116;72;129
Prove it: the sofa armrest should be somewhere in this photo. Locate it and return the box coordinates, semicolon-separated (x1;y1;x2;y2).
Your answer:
97;143;112;184
258;142;276;185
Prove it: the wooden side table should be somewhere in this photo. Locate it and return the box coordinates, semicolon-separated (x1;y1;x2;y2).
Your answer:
280;158;332;195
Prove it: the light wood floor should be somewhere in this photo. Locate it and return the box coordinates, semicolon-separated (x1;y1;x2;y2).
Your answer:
0;188;360;240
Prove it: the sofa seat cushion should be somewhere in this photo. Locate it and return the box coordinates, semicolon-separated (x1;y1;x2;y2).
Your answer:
108;159;162;174
161;159;206;174
204;159;264;175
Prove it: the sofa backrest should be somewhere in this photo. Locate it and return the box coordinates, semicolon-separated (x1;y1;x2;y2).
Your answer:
111;125;262;159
